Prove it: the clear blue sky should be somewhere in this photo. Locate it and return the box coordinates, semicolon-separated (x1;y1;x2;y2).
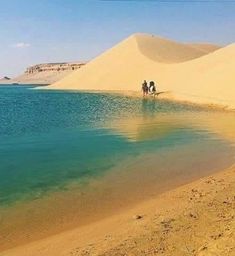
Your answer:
1;0;235;77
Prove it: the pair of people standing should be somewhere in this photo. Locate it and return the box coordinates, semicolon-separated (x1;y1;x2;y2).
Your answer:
142;80;157;97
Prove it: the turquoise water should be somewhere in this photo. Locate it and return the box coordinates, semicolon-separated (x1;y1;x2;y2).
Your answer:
0;85;234;206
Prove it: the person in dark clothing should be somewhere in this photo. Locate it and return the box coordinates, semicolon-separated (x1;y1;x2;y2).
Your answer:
142;80;148;97
149;81;157;97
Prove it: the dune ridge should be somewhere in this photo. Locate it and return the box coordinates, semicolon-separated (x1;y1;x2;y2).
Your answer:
188;43;221;53
45;33;235;109
133;33;219;63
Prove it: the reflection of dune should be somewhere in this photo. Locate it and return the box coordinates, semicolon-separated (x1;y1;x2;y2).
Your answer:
198;113;235;143
45;33;235;108
111;115;182;142
110;111;235;144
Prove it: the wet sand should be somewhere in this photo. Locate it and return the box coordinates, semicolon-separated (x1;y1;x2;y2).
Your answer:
2;164;235;256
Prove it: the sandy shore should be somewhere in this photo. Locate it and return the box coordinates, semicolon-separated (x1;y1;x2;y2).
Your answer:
2;164;234;256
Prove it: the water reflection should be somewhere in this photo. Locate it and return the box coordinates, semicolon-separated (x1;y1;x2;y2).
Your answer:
141;98;158;118
110;99;235;146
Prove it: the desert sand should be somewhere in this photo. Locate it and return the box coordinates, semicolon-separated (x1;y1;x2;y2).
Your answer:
44;33;235;109
2;164;234;256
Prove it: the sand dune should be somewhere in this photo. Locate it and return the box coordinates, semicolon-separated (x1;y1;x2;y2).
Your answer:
125;34;219;63
45;33;235;109
188;43;221;53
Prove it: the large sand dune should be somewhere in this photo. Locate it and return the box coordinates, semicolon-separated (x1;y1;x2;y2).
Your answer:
46;33;235;108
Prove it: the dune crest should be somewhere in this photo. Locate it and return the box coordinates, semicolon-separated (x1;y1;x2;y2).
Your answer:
46;33;235;109
133;33;219;63
188;43;221;53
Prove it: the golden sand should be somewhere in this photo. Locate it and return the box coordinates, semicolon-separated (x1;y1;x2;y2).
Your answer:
44;33;235;109
2;165;235;256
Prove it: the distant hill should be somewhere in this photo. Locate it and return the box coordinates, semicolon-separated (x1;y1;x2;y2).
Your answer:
0;76;11;83
0;62;86;85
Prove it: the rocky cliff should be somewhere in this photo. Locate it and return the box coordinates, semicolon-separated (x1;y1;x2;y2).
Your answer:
0;62;86;85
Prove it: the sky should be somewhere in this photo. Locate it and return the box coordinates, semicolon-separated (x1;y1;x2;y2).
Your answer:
1;0;235;77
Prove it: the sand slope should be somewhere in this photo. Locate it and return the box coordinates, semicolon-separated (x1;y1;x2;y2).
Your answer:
46;33;235;108
123;34;218;63
188;43;221;53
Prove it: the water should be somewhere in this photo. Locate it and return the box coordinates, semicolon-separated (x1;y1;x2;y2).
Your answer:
1;85;235;250
0;85;234;207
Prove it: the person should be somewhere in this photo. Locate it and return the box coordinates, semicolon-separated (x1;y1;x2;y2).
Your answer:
142;80;148;97
149;81;157;97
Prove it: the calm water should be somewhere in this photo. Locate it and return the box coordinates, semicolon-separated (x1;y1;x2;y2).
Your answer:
1;85;235;250
0;85;234;207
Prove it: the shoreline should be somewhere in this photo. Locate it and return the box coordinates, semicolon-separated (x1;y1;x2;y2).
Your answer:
1;84;234;111
38;87;235;111
2;164;235;256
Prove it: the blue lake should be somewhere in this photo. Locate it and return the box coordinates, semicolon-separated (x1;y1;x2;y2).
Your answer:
1;85;235;250
0;85;234;207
